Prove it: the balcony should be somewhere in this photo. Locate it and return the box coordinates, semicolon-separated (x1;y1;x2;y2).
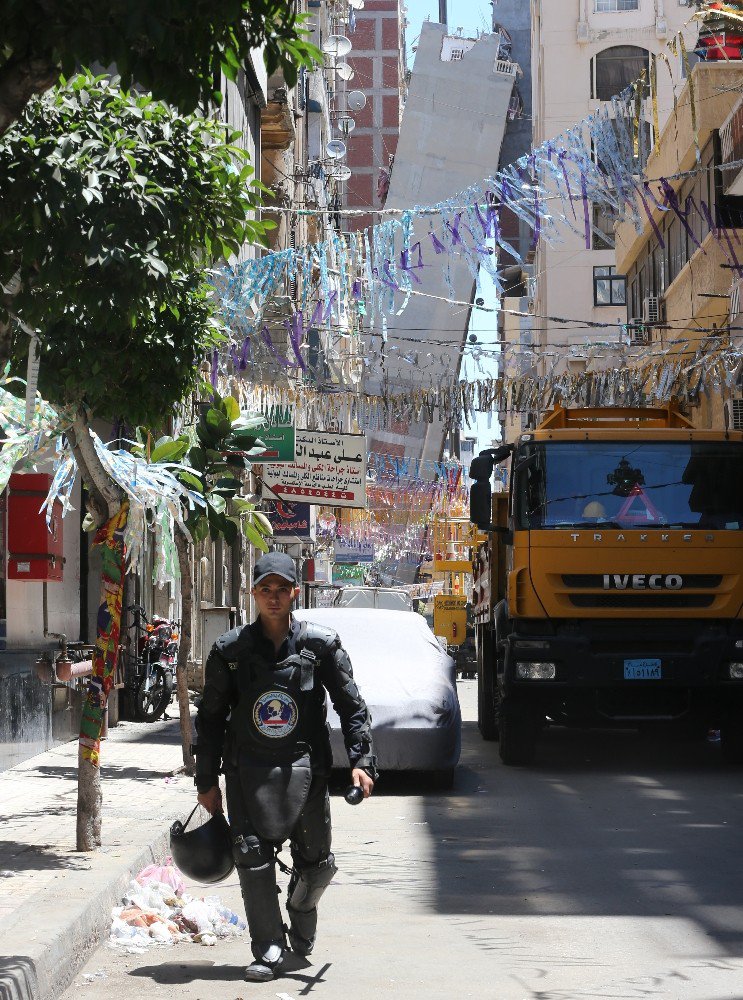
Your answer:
721;97;743;196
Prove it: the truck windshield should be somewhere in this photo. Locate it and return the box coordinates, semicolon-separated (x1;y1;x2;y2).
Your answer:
514;441;743;530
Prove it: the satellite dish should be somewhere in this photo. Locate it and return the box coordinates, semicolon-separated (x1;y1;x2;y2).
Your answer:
326;139;347;159
322;34;352;58
331;165;352;181
347;90;367;111
336;61;354;81
338;116;356;134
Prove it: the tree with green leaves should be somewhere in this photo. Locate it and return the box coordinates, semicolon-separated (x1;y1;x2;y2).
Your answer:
136;394;273;774
0;72;275;849
0;0;319;134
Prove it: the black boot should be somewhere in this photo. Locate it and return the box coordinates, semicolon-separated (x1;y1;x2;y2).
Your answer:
237;863;285;980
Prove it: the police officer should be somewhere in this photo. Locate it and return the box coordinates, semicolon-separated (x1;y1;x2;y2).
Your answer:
194;551;377;982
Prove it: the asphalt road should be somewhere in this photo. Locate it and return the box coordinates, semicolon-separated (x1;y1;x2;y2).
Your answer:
64;680;743;1000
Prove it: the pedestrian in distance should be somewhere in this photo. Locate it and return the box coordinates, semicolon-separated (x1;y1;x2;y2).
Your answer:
193;551;378;982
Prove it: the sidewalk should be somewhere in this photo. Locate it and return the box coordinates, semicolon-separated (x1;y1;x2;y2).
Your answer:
0;713;197;1000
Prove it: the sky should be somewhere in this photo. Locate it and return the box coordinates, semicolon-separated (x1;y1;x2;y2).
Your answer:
403;0;504;451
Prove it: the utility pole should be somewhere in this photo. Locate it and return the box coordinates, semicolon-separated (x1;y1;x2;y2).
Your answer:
438;0;448;28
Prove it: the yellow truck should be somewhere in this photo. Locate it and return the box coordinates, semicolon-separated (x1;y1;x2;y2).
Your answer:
469;403;743;765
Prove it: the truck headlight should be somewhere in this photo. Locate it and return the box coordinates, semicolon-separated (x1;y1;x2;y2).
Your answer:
516;662;556;680
729;662;743;679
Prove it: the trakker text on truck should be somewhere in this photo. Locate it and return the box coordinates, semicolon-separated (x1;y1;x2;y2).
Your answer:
469;403;743;766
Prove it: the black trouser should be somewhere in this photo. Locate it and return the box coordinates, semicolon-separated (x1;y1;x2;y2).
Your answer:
225;770;332;959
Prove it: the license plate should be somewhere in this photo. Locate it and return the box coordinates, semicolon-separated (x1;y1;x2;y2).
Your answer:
624;658;662;680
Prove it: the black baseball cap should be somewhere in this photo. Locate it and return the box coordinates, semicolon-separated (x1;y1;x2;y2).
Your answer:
253;552;298;587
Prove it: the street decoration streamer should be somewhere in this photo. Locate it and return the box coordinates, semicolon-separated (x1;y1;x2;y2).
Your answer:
0;368;67;493
209;23;743;383
79;502;128;767
228;334;743;433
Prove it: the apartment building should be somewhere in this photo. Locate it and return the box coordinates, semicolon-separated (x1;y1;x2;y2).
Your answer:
615;61;743;430
344;0;406;231
530;0;696;390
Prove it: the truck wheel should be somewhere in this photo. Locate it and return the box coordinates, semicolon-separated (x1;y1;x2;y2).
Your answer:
498;698;539;766
720;719;743;764
477;634;499;741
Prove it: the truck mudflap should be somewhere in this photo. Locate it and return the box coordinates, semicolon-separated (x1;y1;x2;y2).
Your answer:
500;619;743;723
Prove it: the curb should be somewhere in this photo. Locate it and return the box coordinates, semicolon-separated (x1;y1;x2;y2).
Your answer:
0;829;171;1000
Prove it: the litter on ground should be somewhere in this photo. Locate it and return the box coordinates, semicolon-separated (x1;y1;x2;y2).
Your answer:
108;860;245;952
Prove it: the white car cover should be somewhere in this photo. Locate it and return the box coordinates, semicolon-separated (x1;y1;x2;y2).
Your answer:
294;608;462;772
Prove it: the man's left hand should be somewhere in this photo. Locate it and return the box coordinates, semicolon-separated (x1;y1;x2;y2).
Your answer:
351;767;374;798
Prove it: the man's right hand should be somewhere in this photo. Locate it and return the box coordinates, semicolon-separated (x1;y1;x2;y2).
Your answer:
197;785;223;815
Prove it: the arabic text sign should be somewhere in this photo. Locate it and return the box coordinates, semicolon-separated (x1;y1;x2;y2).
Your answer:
262;431;367;509
334;539;375;564
269;500;316;541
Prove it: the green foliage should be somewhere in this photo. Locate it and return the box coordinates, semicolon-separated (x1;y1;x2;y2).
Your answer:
135;396;273;551
0;1;320;114
0;73;272;426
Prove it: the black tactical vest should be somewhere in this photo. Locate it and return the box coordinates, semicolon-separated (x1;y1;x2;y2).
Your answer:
216;621;336;765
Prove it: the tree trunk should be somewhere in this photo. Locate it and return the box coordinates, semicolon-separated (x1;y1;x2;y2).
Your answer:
66;406;127;852
175;526;196;773
75;502;128;850
0;54;59;136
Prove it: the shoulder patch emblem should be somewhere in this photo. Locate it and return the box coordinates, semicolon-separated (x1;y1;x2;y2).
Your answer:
253;690;299;739
229;661;238;671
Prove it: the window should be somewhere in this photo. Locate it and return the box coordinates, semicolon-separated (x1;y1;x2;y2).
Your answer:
450;48;465;61
514;442;743;531
591;46;650;101
592;204;616;249
593;265;626;306
595;0;639;10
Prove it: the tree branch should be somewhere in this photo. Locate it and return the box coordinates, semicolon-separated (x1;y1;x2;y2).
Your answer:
66;406;122;527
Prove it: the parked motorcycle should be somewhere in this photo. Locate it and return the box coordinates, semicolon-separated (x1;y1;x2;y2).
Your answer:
124;605;179;722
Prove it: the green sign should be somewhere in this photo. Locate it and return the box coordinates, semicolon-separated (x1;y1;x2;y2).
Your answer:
333;563;365;584
259;408;296;462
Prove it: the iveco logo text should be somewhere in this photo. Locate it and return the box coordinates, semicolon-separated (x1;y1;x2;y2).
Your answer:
603;574;683;591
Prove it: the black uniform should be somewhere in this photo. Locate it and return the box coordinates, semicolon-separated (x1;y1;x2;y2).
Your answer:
194;614;376;961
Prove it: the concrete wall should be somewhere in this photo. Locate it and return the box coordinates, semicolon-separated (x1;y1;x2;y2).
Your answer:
365;22;515;469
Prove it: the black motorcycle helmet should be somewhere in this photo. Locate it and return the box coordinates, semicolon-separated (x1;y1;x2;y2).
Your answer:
170;804;235;884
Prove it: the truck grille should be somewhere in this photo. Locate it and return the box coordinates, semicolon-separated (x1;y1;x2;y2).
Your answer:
569;593;715;609
562;574;722;589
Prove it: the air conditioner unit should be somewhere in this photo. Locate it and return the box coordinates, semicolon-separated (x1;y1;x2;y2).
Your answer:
642;296;661;325
731;278;743;329
725;397;743;431
627;319;650;345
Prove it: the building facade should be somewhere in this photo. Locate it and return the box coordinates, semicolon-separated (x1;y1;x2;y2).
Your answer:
530;0;696;390
615;61;743;430
344;0;406;232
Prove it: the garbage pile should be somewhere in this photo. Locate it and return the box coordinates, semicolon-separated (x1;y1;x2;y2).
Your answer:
109;860;245;952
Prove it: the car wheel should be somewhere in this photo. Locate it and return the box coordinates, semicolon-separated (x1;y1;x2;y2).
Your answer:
498;698;540;766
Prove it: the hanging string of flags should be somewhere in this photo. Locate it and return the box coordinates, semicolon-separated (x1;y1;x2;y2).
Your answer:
209;32;742;385
224;334;743;432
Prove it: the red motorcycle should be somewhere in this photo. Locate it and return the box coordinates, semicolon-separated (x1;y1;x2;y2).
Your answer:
125;605;179;722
